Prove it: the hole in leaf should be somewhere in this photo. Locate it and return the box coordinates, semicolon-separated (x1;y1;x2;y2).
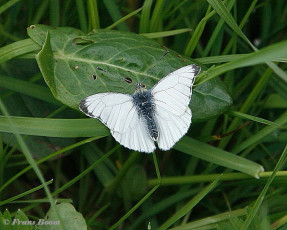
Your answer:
124;77;132;84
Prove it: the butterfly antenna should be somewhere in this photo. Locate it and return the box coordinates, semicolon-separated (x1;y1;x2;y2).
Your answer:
140;50;169;84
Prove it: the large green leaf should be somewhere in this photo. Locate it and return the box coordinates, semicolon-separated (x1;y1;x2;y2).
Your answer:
27;24;232;122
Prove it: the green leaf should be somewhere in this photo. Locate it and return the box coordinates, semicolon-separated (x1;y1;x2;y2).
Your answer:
35;32;58;98
38;203;87;230
28;24;232;122
192;77;232;122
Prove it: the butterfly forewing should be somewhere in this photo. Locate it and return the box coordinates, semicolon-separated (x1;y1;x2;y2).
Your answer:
79;93;156;153
152;64;200;150
151;64;200;115
79;93;134;132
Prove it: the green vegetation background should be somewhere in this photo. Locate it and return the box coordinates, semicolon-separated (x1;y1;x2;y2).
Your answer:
0;0;287;230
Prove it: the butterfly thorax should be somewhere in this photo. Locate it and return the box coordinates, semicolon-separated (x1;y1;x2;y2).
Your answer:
132;89;159;141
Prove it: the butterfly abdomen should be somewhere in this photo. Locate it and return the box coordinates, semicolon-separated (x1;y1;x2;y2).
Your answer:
133;90;159;141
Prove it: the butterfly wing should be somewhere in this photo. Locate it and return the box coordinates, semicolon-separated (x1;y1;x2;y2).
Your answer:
79;93;156;153
112;116;156;153
155;105;191;150
151;64;200;150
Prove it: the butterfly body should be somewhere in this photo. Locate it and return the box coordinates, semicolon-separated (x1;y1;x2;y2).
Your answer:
132;87;158;141
79;64;201;153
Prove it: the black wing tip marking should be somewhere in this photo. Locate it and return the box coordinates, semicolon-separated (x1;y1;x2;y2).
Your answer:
191;64;201;76
79;99;87;112
79;99;95;118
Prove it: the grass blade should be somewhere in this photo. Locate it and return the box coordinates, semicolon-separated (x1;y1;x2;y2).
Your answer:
49;0;60;26
0;179;53;206
184;5;212;56
0;75;60;105
197;40;287;85
139;0;153;33
0;116;109;137
109;185;160;230
207;0;287;84
229;111;279;127
75;0;88;32
106;7;142;30
207;0;254;48
149;0;164;32
240;145;287;230
141;28;192;38
158;175;222;230
170;207;248;230
196;54;287;64
147;171;287;187
0;0;20;15
175;137;264;178
0;39;40;64
232;112;287;154
87;0;100;30
202;0;236;57
102;0;129;31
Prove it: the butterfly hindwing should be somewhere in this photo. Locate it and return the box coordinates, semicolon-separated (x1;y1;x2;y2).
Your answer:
112;117;156;153
79;93;156;153
156;104;191;150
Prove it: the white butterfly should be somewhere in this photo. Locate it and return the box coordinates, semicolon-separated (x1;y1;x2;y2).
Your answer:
79;64;201;153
